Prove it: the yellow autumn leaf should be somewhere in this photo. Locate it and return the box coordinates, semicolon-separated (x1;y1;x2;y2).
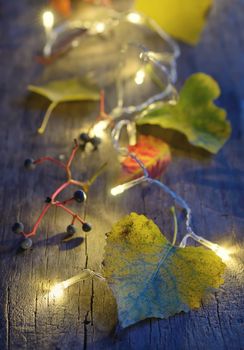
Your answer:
135;0;213;45
104;213;226;328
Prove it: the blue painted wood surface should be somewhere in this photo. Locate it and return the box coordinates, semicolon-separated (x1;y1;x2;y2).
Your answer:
0;1;243;349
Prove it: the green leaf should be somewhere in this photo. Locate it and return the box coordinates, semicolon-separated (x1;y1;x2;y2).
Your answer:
137;73;231;153
28;78;99;103
103;213;226;328
28;78;100;134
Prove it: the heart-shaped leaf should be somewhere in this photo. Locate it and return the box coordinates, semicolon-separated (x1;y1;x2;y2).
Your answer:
135;0;212;45
103;213;226;328
137;73;231;154
121;135;171;180
28;78;100;134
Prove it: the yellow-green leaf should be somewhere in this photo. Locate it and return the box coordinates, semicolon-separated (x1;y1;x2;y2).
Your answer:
28;78;100;134
135;0;212;45
28;78;99;103
103;213;226;328
137;73;231;154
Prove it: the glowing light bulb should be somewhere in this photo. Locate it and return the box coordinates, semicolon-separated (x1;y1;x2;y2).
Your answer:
49;283;65;299
180;233;231;263
127;12;143;25
135;69;146;85
95;22;106;33
48;269;104;299
42;11;54;31
111;185;125;196
92;120;109;138
111;176;147;196
211;244;230;262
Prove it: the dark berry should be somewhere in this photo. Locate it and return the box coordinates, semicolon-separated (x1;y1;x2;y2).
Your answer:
24;158;36;170
66;224;76;236
79;143;86;152
12;222;24;234
79;133;91;143
45;197;52;203
74;189;86;203
90;136;101;149
20;238;32;250
82;222;92;232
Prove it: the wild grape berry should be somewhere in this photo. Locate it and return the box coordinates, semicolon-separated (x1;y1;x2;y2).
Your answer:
79;143;86;152
82;222;92;232
74;189;86;203
20;238;32;250
12;222;24;234
90;136;101;149
79;133;91;143
45;197;52;203
24;158;36;170
66;224;76;236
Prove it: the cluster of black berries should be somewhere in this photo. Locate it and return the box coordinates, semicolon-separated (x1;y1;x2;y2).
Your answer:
79;133;101;150
66;189;92;237
11;222;32;250
12;165;92;250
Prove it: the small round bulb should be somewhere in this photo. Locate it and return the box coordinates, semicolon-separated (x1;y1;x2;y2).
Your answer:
111;186;125;196
49;283;65;299
43;11;54;30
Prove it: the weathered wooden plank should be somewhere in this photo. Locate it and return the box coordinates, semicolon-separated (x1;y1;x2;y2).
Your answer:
0;0;243;349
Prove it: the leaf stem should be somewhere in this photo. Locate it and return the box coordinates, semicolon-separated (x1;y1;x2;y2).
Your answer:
38;101;58;134
87;162;107;187
170;206;178;246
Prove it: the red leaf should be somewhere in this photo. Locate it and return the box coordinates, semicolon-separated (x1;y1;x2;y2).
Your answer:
50;0;71;17
121;135;171;180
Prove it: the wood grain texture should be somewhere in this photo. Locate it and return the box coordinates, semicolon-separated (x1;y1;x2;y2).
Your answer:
0;0;244;349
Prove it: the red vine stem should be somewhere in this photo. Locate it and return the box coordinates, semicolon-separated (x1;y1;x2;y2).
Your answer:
100;90;105;114
56;203;85;225
98;90;112;122
66;139;79;170
24;203;52;238
51;181;71;203
59;197;75;206
70;179;85;187
21;139;104;238
34;157;66;170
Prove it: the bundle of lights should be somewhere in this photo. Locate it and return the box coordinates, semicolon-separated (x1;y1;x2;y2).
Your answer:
41;6;179;121
41;8;179;60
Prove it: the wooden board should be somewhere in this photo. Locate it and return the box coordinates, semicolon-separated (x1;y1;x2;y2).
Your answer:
0;1;243;349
